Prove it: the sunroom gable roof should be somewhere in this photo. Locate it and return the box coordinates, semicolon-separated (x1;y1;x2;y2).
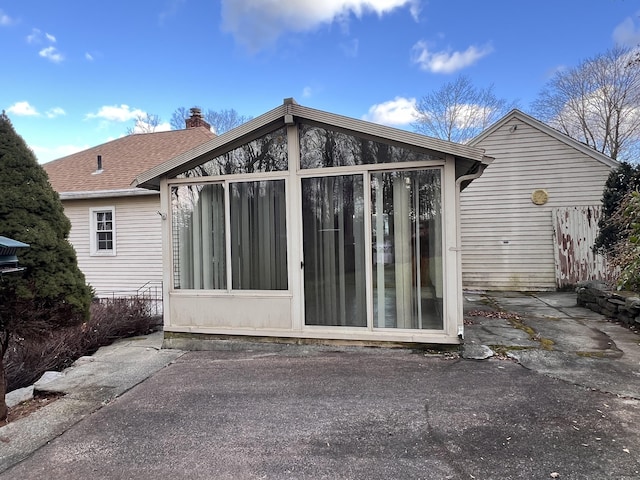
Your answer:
133;98;490;190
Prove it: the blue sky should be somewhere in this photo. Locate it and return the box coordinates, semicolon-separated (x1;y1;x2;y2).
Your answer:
2;0;640;164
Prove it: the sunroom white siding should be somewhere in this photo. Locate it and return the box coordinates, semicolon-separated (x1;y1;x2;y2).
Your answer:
63;194;163;297
460;114;613;291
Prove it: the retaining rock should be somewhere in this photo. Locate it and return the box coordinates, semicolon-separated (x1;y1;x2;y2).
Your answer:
576;282;640;328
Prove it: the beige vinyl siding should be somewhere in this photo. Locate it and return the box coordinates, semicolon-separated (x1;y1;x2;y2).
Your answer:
63;194;162;297
461;116;612;291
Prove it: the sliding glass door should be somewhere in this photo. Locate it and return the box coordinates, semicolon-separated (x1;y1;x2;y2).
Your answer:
371;169;442;329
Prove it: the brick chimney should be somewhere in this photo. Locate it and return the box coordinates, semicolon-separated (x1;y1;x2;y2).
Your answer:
185;107;211;130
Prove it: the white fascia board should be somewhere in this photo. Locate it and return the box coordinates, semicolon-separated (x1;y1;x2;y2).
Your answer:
289;103;487;163
133;104;287;189
471;109;619;169
133;98;489;190
58;188;159;201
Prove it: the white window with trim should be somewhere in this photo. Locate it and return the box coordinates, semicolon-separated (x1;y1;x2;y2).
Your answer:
90;207;116;256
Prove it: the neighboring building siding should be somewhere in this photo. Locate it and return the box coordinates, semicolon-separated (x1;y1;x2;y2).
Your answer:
63;194;162;297
460;116;612;291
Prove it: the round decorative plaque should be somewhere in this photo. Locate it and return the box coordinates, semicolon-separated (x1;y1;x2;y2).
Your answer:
531;189;549;205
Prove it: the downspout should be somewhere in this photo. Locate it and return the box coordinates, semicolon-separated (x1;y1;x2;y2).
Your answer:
453;161;490;340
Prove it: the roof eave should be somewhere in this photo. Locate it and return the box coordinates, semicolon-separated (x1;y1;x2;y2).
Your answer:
58;188;159;201
288;103;486;163
133;103;288;189
471;109;619;169
134;99;488;189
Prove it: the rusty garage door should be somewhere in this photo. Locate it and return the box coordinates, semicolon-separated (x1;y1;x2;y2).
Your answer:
552;206;615;289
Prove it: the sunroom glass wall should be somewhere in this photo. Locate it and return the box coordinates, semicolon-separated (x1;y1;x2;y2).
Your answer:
171;180;288;291
171;184;226;290
231;180;288;290
371;169;443;329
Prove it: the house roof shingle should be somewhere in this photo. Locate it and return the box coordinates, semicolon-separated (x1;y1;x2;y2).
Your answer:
43;127;216;194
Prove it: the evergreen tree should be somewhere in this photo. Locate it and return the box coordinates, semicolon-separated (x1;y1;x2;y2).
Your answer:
0;111;92;419
594;162;640;254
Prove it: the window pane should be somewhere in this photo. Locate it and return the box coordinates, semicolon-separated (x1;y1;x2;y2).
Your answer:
371;169;443;329
302;175;366;326
230;180;288;290
97;232;112;250
177;127;288;177
299;123;442;169
171;184;226;289
94;210;114;251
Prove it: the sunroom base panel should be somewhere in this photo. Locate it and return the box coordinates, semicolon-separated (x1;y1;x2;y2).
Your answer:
162;326;462;351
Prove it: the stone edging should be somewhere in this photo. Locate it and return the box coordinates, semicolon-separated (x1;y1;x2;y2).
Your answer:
576;281;640;328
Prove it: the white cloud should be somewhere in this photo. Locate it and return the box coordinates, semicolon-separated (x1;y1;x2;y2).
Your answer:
85;52;94;61
32;143;91;164
45;107;66;118
86;105;147;122
27;28;58;44
363;96;418;126
130;120;171;134
39;46;64;63
221;0;419;51
449;103;486;130
412;41;493;74
0;9;15;26
6;101;39;116
6;102;66;119
613;14;640;47
28;28;63;62
302;86;313;98
26;28;41;44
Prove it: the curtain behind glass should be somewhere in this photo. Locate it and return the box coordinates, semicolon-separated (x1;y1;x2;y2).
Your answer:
230;180;288;290
171;184;226;289
371;169;442;329
302;175;366;326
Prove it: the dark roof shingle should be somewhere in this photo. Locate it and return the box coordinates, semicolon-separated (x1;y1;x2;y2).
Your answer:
43;127;216;193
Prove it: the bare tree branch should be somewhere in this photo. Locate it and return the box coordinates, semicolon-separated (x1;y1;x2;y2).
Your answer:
413;75;517;143
532;46;640;161
126;113;163;135
170;106;252;135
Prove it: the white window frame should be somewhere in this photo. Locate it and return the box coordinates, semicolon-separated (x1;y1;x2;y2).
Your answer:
169;174;290;293
90;206;116;256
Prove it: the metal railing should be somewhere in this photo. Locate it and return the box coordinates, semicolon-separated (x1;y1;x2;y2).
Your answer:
136;281;163;316
94;281;163;316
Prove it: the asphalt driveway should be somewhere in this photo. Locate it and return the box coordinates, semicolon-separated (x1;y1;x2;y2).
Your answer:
2;347;639;480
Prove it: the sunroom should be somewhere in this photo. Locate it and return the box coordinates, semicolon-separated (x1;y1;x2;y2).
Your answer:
134;99;491;347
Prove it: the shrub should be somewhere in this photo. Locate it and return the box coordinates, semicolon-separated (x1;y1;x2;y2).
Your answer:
594;162;640;254
4;296;159;392
608;191;640;291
